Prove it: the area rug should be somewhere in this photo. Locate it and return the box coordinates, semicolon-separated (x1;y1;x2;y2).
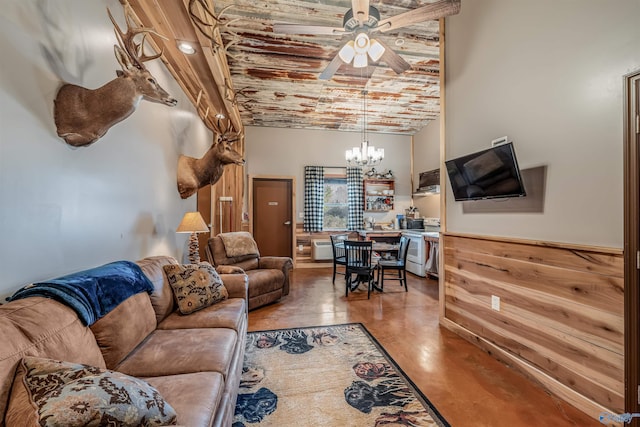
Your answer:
233;323;450;427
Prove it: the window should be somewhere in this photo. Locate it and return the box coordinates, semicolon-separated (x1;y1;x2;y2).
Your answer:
323;177;348;229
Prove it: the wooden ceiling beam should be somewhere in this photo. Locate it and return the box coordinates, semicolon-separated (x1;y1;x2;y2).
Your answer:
128;0;243;134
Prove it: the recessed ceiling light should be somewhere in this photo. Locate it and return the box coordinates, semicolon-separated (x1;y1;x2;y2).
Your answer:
395;38;405;47
177;41;196;55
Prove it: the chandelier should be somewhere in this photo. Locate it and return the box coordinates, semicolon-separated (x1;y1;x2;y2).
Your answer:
346;88;384;166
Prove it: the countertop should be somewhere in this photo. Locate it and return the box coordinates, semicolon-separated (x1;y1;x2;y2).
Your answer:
357;229;402;236
401;228;440;239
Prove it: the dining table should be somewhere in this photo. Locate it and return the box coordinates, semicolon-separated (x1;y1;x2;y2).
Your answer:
336;241;400;293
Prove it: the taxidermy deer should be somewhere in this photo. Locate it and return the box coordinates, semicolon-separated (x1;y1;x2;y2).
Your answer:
53;3;177;147
177;116;245;199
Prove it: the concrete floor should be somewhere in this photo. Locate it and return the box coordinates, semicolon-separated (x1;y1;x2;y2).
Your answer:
247;267;602;427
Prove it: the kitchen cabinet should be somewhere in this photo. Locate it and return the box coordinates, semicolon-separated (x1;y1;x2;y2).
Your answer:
364;179;394;212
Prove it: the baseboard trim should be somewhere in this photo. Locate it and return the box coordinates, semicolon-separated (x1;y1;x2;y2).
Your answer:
294;262;332;269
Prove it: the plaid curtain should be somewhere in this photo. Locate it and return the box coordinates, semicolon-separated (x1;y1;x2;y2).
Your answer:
304;166;324;232
347;167;363;230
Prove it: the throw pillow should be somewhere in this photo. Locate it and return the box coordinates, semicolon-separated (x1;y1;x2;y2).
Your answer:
20;356;177;426
163;263;229;314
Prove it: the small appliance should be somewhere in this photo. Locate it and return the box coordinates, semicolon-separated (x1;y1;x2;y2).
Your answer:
406;218;424;229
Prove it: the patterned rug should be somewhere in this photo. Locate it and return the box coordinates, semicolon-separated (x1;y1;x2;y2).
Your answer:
232;323;450;427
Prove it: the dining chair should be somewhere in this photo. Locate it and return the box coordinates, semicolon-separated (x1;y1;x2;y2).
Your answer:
330;234;349;284
344;240;375;298
376;236;410;292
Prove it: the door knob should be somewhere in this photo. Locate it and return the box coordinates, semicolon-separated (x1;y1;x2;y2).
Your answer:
284;221;291;225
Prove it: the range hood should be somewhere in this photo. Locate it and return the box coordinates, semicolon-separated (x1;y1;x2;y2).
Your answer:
413;185;440;196
413;169;440;195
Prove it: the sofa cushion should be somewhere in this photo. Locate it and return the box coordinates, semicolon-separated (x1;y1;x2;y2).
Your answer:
144;372;224;427
9;356;177;427
158;298;246;332
115;329;237;379
90;292;157;369
0;297;106;420
136;256;179;324
245;269;285;298
164;263;228;315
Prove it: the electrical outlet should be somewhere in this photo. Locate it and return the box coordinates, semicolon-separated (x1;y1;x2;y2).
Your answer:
298;244;303;252
491;295;500;311
298;212;304;219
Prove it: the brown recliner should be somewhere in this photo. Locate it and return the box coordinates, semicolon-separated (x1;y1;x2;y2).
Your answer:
206;233;293;310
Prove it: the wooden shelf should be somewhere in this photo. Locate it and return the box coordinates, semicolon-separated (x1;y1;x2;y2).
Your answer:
363;179;395;211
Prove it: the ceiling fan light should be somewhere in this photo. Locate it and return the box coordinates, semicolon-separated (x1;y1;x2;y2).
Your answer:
368;39;385;62
353;53;368;68
338;41;356;63
177;41;196;55
354;33;370;54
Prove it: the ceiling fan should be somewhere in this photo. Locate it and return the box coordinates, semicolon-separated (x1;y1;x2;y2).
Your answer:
273;0;461;80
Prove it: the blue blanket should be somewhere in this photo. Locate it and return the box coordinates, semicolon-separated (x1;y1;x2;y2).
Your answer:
8;260;154;326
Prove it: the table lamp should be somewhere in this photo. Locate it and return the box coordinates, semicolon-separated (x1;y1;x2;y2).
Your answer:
176;212;209;263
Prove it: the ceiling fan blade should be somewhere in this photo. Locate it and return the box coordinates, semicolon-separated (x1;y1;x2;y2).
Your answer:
319;54;345;81
352;0;370;25
377;0;461;33
273;23;346;35
376;39;411;74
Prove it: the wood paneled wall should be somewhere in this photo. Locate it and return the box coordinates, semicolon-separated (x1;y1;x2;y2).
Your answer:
441;233;624;416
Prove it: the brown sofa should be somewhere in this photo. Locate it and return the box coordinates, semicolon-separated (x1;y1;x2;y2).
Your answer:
206;233;293;310
0;255;248;427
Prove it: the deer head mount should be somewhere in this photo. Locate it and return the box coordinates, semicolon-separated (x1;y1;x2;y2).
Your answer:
177;116;245;199
53;2;177;147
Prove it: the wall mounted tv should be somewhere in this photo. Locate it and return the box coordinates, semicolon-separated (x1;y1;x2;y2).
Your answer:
445;142;526;201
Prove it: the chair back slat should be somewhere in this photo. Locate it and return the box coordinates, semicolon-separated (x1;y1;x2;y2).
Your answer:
330;234;348;259
344;240;373;269
398;236;410;264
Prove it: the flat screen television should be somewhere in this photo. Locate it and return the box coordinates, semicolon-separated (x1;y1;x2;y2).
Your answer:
445;142;526;201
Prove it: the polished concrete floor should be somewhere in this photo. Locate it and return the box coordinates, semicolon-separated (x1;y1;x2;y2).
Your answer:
247;268;602;427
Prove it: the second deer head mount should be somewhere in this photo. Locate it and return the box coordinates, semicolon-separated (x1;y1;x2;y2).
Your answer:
53;1;177;147
177;114;245;199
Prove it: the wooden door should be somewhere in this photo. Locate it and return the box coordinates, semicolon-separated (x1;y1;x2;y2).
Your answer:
624;70;640;424
252;178;293;257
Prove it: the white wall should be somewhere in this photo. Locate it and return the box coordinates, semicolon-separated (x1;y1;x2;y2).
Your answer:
0;0;210;299
413;117;441;219
244;126;412;226
445;0;640;248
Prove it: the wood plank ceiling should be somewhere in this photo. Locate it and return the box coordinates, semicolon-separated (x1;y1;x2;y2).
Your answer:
129;0;445;136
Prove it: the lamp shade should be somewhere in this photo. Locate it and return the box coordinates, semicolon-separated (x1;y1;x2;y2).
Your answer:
176;212;209;233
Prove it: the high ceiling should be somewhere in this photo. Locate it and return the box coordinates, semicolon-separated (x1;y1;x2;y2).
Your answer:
130;0;451;136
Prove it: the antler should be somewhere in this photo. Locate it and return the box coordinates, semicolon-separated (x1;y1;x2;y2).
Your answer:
195;90;240;144
188;0;241;54
107;1;166;69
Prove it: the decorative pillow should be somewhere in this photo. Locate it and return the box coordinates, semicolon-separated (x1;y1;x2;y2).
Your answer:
163;263;229;314
20;356;177;427
216;265;245;275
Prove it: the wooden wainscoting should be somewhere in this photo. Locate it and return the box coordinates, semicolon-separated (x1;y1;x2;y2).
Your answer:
441;232;624;418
